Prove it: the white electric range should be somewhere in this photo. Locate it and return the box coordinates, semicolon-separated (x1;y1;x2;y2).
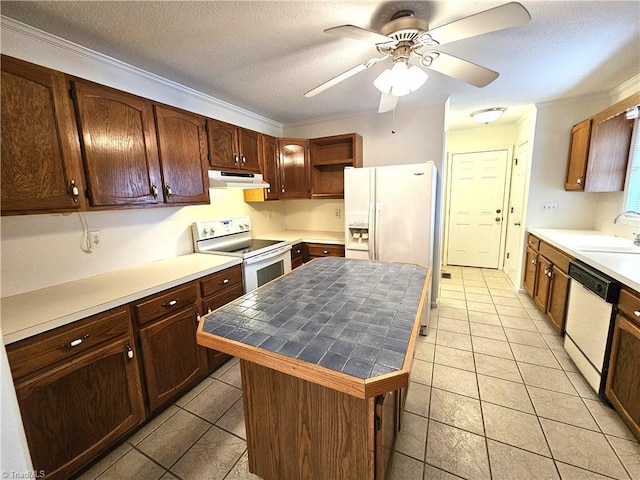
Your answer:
192;216;292;292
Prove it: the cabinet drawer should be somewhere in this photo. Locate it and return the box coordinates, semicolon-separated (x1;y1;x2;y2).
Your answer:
526;233;541;252
200;266;243;298
539;242;572;273
134;283;198;325
202;285;244;314
307;243;345;258
6;306;131;380
618;288;640;325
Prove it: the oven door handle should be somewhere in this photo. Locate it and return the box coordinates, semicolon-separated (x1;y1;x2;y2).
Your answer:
243;244;292;266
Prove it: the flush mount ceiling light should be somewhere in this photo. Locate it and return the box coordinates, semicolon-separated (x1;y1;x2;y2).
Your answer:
471;107;506;124
373;59;429;97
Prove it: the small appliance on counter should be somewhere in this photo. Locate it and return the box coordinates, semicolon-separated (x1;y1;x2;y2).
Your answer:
192;216;291;292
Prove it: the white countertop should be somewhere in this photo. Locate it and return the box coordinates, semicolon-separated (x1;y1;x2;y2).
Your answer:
1;253;242;344
529;228;640;292
256;230;345;245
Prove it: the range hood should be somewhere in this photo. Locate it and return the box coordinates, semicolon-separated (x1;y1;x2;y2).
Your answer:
208;170;270;189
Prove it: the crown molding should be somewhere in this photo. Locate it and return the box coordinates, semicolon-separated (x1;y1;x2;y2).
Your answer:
0;16;283;132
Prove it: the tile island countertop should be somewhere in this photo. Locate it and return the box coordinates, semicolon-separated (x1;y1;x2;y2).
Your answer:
197;257;430;399
529;228;640;292
1;253;241;344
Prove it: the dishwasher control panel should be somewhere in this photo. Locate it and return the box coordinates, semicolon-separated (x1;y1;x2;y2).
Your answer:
568;260;621;303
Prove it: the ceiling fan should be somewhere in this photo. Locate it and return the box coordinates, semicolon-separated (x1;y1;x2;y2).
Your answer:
304;2;531;113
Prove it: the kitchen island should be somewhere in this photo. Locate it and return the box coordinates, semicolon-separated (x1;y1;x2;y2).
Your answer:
197;257;430;480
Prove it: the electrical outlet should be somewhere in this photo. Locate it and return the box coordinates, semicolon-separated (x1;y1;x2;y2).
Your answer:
334;209;341;219
540;202;558;213
89;230;102;249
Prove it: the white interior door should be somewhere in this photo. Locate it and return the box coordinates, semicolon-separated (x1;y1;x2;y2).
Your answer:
446;150;509;268
504;142;529;285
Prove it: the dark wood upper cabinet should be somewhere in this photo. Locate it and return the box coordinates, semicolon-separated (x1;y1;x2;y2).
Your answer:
564;118;591;191
72;79;163;206
154;105;209;205
206;119;260;172
261;134;281;200
278;138;309;199
310;133;363;199
565;92;639;192
1;55;86;215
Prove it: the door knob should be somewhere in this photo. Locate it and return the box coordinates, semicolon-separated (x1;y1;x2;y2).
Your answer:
496;209;501;213
495;217;501;221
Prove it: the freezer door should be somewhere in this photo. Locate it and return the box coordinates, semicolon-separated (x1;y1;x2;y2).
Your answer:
374;163;435;268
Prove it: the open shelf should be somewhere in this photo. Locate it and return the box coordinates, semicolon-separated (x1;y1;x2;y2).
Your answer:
310;133;362;198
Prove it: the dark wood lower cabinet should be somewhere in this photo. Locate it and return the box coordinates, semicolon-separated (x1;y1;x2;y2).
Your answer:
375;391;399;480
138;307;208;412
606;287;640;441
12;338;144;480
6;265;244;480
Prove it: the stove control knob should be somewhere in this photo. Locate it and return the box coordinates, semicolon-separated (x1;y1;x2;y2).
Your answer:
209;229;215;237
201;228;208;237
243;223;250;230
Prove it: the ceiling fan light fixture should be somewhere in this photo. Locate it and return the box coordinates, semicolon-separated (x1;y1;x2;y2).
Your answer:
373;61;428;97
471;107;506;124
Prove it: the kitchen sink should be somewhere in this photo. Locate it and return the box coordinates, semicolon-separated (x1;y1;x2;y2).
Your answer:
575;244;640;254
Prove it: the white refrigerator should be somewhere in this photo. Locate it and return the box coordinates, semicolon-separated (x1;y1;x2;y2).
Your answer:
344;162;438;331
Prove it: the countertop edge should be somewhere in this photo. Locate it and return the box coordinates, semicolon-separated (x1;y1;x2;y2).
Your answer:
2;254;243;344
255;230;345;245
528;228;640;292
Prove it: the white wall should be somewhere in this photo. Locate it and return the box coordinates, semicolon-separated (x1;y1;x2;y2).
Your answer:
525;95;611;229
285;199;345;232
284;100;448;169
1;191;288;297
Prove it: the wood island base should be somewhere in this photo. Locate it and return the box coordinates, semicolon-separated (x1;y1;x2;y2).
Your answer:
240;360;398;480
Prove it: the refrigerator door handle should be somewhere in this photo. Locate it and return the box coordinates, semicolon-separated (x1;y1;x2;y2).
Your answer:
368;202;375;260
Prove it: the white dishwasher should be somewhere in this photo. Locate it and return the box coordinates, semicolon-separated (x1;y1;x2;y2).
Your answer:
563;260;621;397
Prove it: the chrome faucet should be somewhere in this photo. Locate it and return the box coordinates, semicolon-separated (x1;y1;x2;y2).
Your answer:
613;210;640;223
613;211;640;246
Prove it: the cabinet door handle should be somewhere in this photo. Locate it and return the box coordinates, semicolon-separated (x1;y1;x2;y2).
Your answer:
241;155;246;164
218;278;230;285
151;183;159;199
68;334;90;348
281;186;285;193
70;180;79;203
165;185;172;198
544;268;548;275
547;270;552;278
126;344;134;360
207;306;213;314
634;310;640;317
196;312;201;323
576;178;582;184
323;250;329;254
233;154;238;165
295;249;301;254
532;258;536;265
267;188;271;193
162;299;179;308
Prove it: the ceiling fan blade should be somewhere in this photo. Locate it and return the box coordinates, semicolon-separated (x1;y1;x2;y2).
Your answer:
325;25;396;46
304;56;387;98
426;2;531;46
378;93;398;113
425;51;498;87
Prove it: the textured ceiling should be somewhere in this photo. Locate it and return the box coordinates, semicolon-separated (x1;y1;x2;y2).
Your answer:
1;1;639;129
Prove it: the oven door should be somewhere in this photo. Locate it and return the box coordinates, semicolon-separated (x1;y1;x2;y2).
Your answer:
243;244;292;292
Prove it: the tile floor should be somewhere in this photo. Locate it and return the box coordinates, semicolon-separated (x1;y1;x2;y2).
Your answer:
78;266;639;480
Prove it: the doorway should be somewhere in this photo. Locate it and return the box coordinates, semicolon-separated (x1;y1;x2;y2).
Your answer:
504;141;529;285
445;149;510;268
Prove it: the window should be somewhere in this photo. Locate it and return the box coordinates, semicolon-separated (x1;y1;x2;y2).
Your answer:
621;117;640;224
